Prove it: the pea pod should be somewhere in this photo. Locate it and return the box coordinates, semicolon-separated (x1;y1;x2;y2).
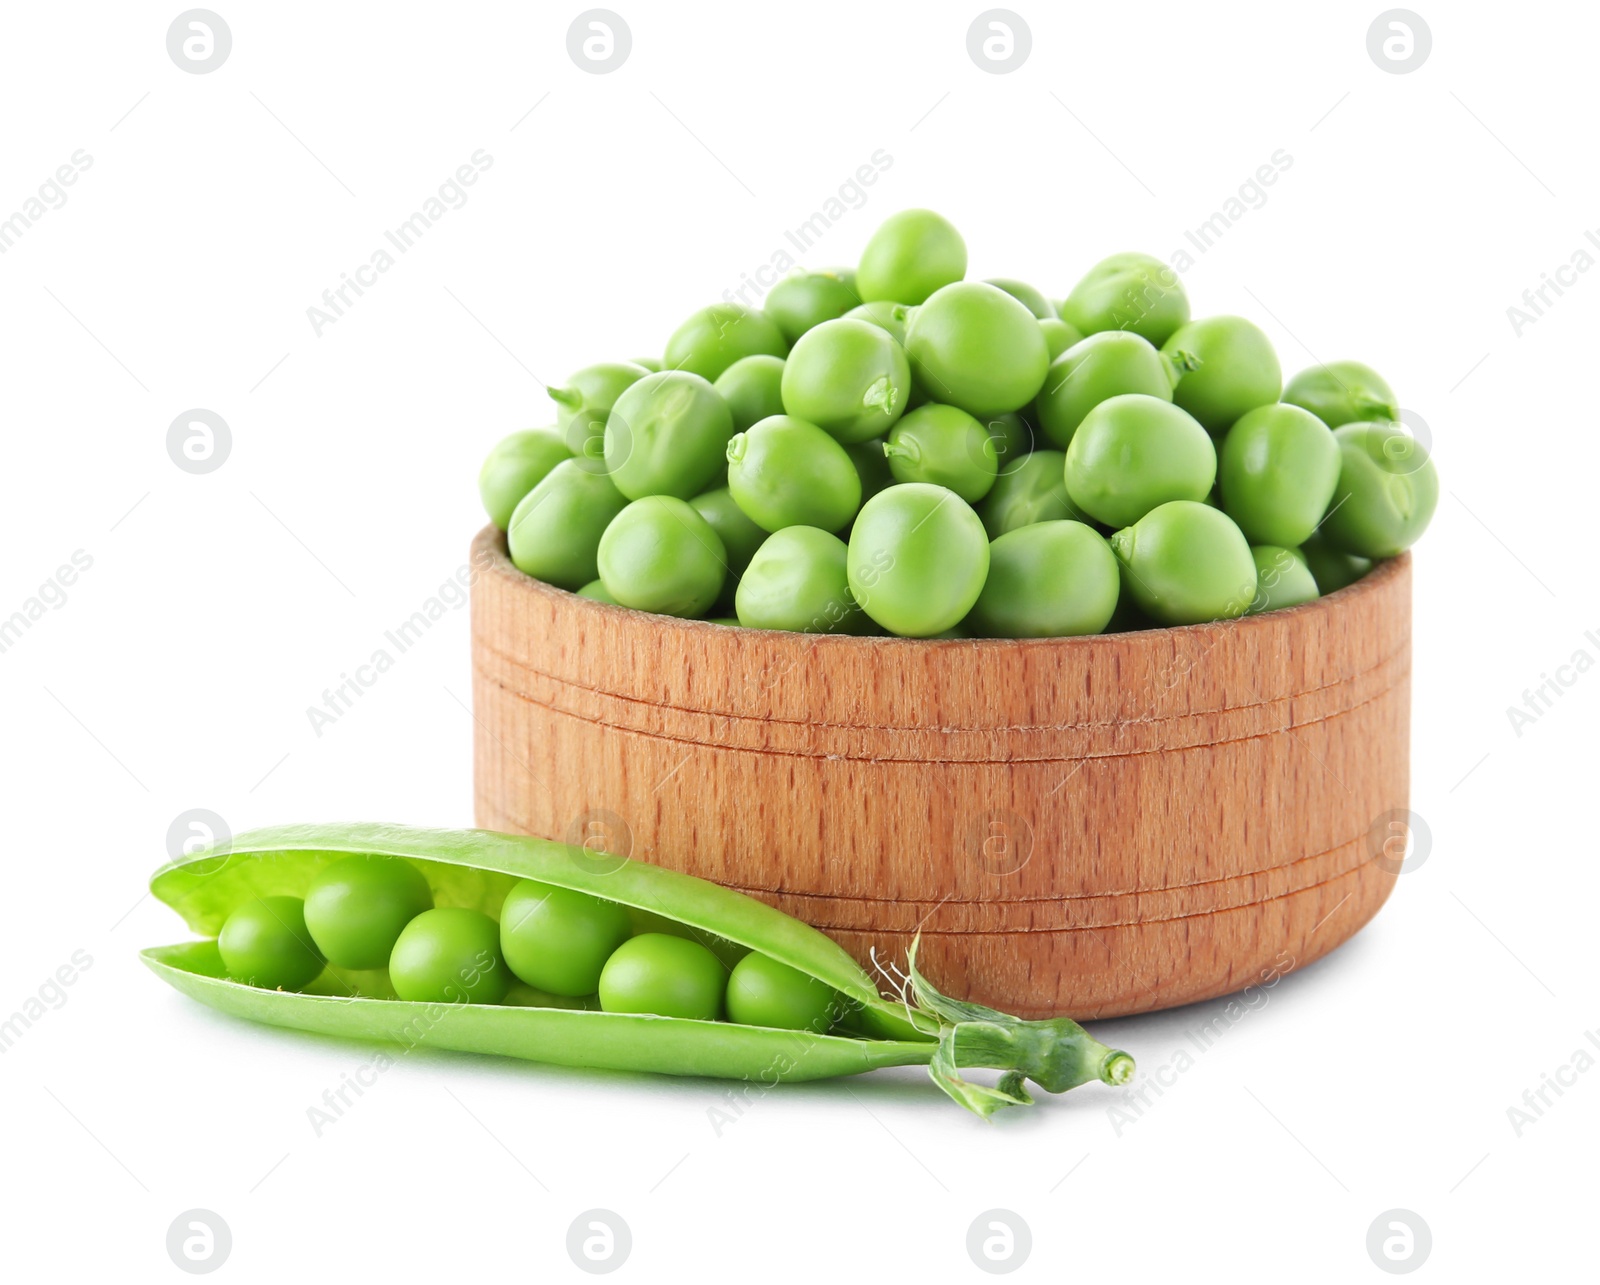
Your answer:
143;824;1132;1117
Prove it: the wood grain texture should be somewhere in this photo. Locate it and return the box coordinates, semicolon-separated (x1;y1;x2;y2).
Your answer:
471;525;1411;1019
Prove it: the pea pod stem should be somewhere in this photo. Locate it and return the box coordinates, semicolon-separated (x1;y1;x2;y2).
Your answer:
144;824;1134;1117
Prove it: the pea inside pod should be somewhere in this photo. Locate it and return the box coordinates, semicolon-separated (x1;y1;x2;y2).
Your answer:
305;854;434;970
391;908;511;1005
501;880;632;996
726;952;842;1033
146;824;1134;1117
217;896;324;992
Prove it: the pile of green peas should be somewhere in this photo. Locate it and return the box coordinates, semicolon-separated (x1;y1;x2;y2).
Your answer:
480;210;1438;636
215;855;844;1032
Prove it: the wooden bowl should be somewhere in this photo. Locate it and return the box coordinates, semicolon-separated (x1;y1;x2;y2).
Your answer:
470;527;1410;1019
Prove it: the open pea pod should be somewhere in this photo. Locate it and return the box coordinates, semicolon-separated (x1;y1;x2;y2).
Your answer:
143;823;1133;1116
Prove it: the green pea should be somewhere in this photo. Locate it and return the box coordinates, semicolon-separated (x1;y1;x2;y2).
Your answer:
562;408;611;471
1035;331;1175;451
1300;530;1372;594
1039;317;1084;360
725;415;861;533
966;521;1120;638
597;496;727;617
984;277;1057;319
1320;423;1439;557
763;270;860;344
598;933;726;1020
390;908;510;1005
984;411;1038;478
1282;361;1399;428
725;952;842;1032
690;486;768;580
707;617;741;626
905;282;1049;417
1064;394;1216;528
713;354;787;433
1248;545;1320;614
735;526;863;634
882;404;999;504
856;208;967;305
632;356;662;372
1109;500;1258;625
845;300;912;346
604;370;735;500
1218;403;1342;548
623;909;750;971
218;896;325;991
663;303;787;382
1103;593;1156;634
1162;316;1282;434
577;578;618;603
303;856;434;971
500;880;633;997
478;430;572;530
847;483;990;637
779;318;911;444
507;460;629;590
978;449;1087;538
1060;252;1190;348
846;439;895;506
548;361;651;446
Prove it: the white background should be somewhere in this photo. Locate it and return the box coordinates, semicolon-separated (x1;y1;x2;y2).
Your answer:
2;1;1594;1279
